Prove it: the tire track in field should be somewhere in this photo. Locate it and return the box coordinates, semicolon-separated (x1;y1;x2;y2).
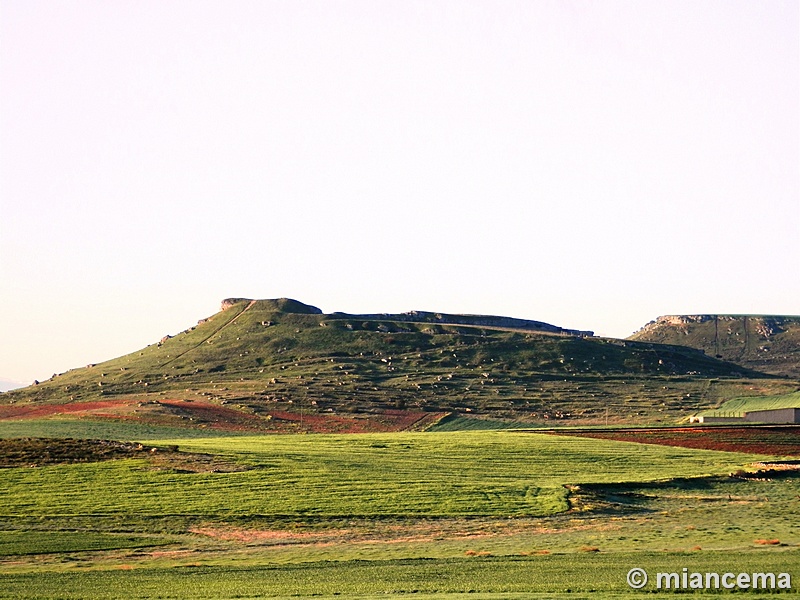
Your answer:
162;300;256;367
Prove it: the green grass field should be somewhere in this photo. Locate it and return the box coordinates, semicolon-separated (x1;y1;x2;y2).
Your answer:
0;426;798;598
0;417;255;441
0;432;769;519
701;390;800;417
0;551;796;599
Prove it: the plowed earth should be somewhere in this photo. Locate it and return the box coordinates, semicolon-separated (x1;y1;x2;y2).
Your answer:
0;437;247;472
549;426;800;456
0;399;444;434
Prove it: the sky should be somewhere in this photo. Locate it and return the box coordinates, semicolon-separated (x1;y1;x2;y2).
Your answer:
1;0;798;388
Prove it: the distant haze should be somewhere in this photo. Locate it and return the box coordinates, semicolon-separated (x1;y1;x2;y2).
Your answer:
0;379;27;393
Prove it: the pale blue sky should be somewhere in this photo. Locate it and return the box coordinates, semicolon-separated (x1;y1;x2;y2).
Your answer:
1;0;798;386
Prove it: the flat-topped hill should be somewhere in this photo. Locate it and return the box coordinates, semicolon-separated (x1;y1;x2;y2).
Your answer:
221;298;592;335
629;315;800;378
1;300;791;432
221;298;323;314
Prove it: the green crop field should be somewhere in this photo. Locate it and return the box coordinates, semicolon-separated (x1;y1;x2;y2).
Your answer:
0;429;798;598
0;551;796;599
0;417;254;441
701;391;800;417
0;432;769;519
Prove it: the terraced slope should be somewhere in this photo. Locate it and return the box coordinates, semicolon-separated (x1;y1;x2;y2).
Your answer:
1;299;789;430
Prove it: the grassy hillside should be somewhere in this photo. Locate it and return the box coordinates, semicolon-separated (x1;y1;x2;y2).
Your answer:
630;315;800;377
2;300;792;429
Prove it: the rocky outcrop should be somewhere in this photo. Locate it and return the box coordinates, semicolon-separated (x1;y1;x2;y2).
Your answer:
221;298;252;310
630;315;800;377
633;315;791;338
221;298;322;314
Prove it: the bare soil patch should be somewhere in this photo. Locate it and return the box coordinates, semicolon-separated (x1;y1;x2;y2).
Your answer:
0;438;147;467
0;437;247;472
549;426;800;456
187;517;580;549
0;400;131;420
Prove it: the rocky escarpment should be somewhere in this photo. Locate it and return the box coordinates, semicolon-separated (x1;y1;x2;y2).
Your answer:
221;299;593;336
630;315;800;377
328;310;593;337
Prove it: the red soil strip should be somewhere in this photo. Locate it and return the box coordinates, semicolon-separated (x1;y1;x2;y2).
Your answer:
0;400;130;420
0;396;445;435
551;426;800;456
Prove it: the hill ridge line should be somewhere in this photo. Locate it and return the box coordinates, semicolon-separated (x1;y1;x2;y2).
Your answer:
161;301;256;368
